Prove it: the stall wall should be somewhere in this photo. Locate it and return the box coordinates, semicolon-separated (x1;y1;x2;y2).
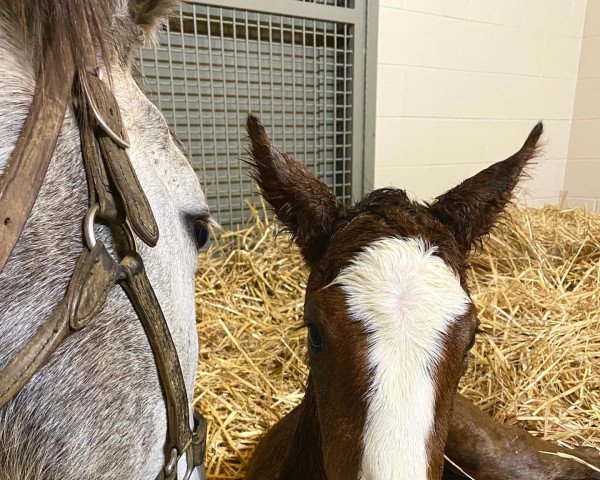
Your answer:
564;1;600;211
373;0;586;206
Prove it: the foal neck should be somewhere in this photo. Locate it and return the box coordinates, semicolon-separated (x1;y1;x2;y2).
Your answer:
280;378;327;480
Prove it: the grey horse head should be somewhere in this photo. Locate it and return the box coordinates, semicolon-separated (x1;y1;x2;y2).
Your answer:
0;1;208;478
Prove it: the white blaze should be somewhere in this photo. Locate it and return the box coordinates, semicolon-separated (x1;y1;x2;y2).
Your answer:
332;237;470;480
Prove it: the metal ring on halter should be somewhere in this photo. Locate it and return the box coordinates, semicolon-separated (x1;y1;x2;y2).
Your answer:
162;447;178;479
168;443;201;480
84;204;100;250
81;72;130;149
183;448;196;480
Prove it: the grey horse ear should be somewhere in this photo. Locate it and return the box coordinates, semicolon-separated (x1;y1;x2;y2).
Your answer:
129;0;178;33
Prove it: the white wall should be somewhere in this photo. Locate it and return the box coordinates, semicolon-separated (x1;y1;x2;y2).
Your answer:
564;0;600;212
373;0;586;205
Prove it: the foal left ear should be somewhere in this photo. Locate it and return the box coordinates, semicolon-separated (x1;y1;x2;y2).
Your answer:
429;122;543;254
246;115;343;264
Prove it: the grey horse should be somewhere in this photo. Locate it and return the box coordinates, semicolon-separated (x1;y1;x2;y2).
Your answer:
0;1;209;478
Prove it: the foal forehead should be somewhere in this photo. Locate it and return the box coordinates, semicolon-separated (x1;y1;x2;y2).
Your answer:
333;236;464;299
330;235;471;355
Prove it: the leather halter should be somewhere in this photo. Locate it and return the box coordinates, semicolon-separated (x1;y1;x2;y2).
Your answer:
0;55;207;480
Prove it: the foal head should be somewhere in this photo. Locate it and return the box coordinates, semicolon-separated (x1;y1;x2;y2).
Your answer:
247;115;542;480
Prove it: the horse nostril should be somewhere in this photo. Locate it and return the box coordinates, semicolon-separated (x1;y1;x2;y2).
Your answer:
4;217;10;226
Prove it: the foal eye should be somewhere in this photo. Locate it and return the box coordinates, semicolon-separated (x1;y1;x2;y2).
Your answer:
194;221;209;248
307;324;323;352
466;335;476;352
466;328;481;353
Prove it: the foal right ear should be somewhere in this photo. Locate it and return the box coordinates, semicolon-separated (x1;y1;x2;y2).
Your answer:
428;122;543;255
246;115;343;264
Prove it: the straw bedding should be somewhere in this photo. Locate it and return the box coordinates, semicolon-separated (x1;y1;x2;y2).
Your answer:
194;205;600;479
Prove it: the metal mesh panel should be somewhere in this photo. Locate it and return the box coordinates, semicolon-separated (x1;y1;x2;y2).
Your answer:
299;0;355;7
136;2;354;229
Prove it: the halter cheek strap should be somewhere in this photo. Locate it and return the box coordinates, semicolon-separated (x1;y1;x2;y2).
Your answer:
80;72;159;247
0;58;207;479
0;38;75;273
0;242;120;405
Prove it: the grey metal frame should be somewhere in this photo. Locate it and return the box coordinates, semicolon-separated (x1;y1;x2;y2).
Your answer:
136;0;377;228
362;0;378;194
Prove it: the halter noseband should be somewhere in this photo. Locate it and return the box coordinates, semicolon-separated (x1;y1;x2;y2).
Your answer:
0;49;207;480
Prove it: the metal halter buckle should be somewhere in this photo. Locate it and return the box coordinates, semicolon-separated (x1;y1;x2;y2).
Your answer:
84;204;100;250
80;68;130;149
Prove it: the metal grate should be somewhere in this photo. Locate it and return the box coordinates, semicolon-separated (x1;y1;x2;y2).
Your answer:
136;2;355;229
299;0;355;8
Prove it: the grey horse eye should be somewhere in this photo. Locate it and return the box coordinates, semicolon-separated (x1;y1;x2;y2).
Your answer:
195;221;209;248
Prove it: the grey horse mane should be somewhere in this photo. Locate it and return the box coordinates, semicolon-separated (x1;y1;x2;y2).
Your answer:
0;1;206;479
1;0;177;68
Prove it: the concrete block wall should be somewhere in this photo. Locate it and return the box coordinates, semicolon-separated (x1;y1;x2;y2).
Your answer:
564;0;600;211
373;0;587;206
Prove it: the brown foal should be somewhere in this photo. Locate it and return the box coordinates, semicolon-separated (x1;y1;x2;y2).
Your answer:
244;115;600;480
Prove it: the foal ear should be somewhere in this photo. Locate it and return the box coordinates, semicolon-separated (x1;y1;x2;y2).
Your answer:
429;122;543;254
246;115;343;264
129;0;177;33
